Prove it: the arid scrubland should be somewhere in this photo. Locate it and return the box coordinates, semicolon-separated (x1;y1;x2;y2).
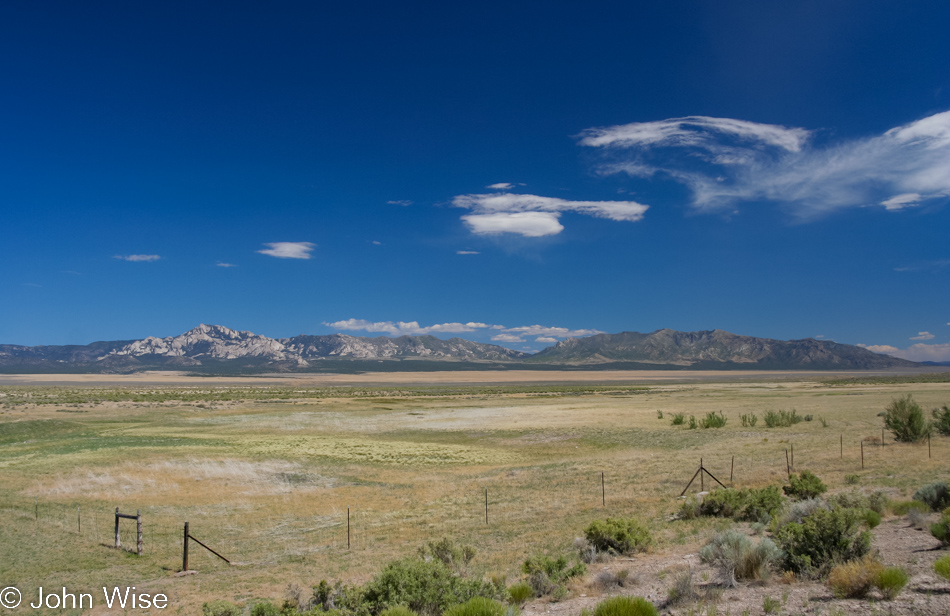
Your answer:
1;372;949;614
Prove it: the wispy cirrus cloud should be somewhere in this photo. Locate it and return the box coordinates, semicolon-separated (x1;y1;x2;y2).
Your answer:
860;342;950;363
325;318;602;345
113;254;161;262
216;262;237;268
257;242;316;259
456;250;480;255
580;110;950;218
453;193;649;237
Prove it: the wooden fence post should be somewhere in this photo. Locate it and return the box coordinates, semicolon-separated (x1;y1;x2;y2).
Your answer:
114;507;120;549
347;507;350;550
730;456;734;484
700;458;704;492
183;522;189;571
136;510;143;556
785;449;790;479
77;505;81;535
601;471;605;506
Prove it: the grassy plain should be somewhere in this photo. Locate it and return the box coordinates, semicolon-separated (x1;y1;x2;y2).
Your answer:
1;371;949;614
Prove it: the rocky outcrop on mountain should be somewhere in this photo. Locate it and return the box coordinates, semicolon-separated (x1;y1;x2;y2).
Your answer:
529;328;918;369
0;325;527;372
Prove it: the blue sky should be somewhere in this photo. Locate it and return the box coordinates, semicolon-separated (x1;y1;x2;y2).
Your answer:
2;1;949;360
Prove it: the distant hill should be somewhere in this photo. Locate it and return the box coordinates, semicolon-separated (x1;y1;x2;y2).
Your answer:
0;324;527;373
0;324;921;373
529;329;918;369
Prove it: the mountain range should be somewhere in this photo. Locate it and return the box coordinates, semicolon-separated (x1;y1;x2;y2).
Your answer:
0;324;919;373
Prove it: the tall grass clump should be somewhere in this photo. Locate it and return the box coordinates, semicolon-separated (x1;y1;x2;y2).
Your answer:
670;413;685;426
699;529;783;584
827;556;883;598
592;596;658;616
875;566;909;600
418;538;477;573
584;517;652;555
884;394;931;442
699;411;727;428
740;413;758;427
914;481;950;511
763;409;802;428
443;597;510;616
935;555;950;582
506;583;532;606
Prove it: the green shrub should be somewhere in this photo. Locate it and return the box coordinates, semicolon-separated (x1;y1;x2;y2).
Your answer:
874;566;909;600
380;607;419;616
803;414;813;422
914;481;950;511
775;506;871;575
698;529;783;581
202;601;241;616
699;411;727;428
884;394;931;442
763;409;802;428
506;583;532;605
250;602;282;616
933;405;950;436
584;517;652;555
362;557;493;616
827;556;883;598
670;413;685;426
687;415;697;429
418;538;477;572
740;413;758;427
443;597;509;616
862;509;882;529
656;410;663;420
592;596;658;616
844;474;859;485
935;555;950;582
931;509;950;546
683;486;784;523
783;471;827;500
522;554;585;598
828;490;887;515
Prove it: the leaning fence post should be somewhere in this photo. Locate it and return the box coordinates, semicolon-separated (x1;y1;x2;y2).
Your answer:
785;449;791;479
136;510;143;556
114;507;120;549
183;522;189;571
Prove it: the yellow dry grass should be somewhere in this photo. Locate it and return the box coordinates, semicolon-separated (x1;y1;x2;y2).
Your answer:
0;373;948;614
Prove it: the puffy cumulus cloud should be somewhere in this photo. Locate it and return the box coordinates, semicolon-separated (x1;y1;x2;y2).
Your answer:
114;254;161;262
454;193;649;237
911;331;935;340
257;242;316;259
860;342;950;363
325;319;491;336
581;110;950;218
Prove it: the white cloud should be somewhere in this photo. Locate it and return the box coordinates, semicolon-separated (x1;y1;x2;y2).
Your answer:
454;193;649;237
456;250;480;255
114;254;161;262
325;318;602;344
491;333;525;343
387;200;413;206
487;182;515;190
216;262;236;268
257;242;316;259
814;335;825;339
581;110;950;218
911;331;935;340
880;193;923;210
861;342;950;363
325;319;489;336
372;240;382;245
